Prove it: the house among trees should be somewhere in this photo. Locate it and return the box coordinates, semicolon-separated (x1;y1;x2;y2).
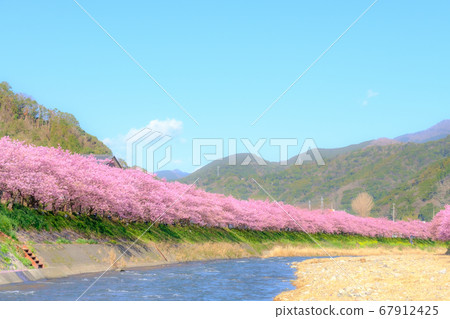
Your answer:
83;154;123;169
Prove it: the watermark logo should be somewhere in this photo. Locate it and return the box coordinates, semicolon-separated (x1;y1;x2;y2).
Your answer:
192;138;325;166
126;133;324;172
126;128;172;173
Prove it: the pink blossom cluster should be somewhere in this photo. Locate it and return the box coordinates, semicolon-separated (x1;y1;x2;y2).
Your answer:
430;205;450;241
0;137;447;240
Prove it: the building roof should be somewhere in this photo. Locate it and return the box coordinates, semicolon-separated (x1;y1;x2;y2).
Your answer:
82;154;122;169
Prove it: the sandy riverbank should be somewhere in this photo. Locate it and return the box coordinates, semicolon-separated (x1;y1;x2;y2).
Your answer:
275;252;450;301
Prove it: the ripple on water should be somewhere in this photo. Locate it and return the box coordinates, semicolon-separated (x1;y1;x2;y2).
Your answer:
204;269;220;273
121;271;140;276
106;289;130;293
142;295;162;299
0;290;35;295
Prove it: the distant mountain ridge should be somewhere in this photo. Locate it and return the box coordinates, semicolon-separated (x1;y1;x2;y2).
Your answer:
155;169;189;181
395;119;450;143
183;120;450;183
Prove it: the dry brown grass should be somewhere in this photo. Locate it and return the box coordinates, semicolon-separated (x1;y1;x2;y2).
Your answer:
105;249;127;270
157;242;255;262
104;243;445;272
263;245;447;258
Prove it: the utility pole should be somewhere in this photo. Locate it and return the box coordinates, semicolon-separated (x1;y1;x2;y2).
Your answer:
217;166;220;177
392;203;396;222
320;196;324;212
308;200;311;211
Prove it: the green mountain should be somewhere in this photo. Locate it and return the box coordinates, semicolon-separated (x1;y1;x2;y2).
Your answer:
181;136;450;221
183;140;379;185
0;82;111;155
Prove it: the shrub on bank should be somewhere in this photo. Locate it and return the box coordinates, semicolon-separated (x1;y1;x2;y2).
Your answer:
0;214;13;236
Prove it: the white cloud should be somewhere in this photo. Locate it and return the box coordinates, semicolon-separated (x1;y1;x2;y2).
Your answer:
367;89;379;98
103;135;127;159
104;118;183;160
147;118;183;136
124;118;183;139
362;89;379;106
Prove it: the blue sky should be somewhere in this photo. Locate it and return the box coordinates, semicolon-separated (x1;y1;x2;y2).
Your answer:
1;0;449;172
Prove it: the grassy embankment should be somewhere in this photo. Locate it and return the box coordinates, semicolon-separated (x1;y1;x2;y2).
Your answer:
0;203;446;256
0;236;33;270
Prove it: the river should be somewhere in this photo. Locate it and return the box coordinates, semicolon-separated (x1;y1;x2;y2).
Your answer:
0;256;318;301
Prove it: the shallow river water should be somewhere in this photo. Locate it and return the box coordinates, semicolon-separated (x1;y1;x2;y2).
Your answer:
0;256;317;301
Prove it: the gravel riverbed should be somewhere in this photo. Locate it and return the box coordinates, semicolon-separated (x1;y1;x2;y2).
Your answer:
275;254;449;301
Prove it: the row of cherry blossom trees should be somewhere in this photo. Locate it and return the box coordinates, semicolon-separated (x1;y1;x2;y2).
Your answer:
0;137;448;240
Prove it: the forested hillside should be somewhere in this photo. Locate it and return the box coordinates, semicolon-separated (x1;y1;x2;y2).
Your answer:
0;82;111;155
181;137;450;221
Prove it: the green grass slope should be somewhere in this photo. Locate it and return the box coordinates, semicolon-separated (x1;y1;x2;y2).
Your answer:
0;204;444;251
